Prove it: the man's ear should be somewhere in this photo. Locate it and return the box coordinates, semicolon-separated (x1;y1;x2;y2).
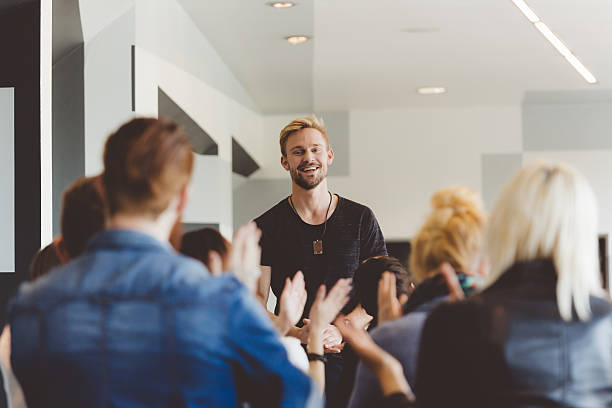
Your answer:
280;155;290;171
327;147;334;165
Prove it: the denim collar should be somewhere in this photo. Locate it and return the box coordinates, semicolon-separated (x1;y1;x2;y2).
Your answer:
84;229;172;254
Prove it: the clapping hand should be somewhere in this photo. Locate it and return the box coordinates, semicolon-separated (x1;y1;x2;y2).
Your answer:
307;279;352;352
377;272;410;325
276;271;308;336
230;222;262;292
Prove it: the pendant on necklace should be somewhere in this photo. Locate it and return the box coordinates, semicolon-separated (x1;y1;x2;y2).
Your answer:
313;240;323;255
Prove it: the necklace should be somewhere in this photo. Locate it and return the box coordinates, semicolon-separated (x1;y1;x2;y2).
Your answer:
289;191;333;255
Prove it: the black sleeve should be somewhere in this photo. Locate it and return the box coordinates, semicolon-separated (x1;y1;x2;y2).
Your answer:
360;207;387;261
382;393;416;408
254;214;273;267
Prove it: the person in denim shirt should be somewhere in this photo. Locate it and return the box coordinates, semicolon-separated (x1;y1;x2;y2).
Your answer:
8;118;320;408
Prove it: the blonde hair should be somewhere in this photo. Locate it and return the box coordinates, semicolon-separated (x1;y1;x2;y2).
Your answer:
279;115;329;156
410;187;487;283
486;161;602;321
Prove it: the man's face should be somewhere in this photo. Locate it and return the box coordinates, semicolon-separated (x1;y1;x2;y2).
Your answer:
281;128;334;190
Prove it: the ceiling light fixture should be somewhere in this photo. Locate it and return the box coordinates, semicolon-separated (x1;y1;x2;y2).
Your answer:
417;87;447;95
285;35;310;45
511;0;597;84
266;2;296;8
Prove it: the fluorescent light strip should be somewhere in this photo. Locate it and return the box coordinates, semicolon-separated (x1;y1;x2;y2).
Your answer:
511;0;597;84
511;0;539;23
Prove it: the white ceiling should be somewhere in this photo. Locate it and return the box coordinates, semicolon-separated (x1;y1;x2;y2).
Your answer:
178;0;612;113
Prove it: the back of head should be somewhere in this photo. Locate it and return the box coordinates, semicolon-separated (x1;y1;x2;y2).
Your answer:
487;161;600;321
30;241;62;281
353;256;409;320
279;115;329;156
103;118;193;218
410;186;486;282
60;176;107;259
180;228;231;270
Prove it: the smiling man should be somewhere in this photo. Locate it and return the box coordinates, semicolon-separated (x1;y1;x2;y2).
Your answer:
255;115;387;406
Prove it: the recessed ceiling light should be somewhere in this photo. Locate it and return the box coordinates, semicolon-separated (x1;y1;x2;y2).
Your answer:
285;35;310;45
511;0;597;84
417;87;447;95
266;2;296;8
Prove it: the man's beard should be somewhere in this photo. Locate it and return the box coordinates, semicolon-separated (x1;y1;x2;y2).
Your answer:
290;164;327;190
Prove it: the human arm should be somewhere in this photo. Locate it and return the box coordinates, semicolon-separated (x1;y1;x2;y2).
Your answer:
335;318;415;404
306;279;352;393
257;265;271;307
230;222;262;293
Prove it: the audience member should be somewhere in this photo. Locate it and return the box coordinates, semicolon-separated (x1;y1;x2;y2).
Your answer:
8;118;322;408
416;161;612;407
28;240;61;281
352;256;411;330
180;227;231;275
349;186;487;408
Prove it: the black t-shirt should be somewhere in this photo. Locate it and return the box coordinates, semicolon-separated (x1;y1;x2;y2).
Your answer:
255;195;387;319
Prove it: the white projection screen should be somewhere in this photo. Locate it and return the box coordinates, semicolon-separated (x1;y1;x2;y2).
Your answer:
0;88;14;272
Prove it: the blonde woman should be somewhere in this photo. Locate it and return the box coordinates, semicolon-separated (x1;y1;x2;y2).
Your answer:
349;186;487;408
416;161;612;407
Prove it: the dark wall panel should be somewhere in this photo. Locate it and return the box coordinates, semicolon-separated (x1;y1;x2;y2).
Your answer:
0;1;41;323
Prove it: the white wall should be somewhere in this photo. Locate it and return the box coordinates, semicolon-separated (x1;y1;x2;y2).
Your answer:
83;6;136;175
80;0;265;237
0;88;15;272
134;46;262;237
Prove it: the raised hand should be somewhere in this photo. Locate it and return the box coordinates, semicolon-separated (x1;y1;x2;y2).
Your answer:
230;222;262;292
276;271;307;335
377;272;409;325
309;279;352;330
438;262;465;301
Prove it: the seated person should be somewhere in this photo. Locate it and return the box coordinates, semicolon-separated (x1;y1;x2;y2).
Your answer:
1;175;109;408
180;227;231;275
349;186;487;408
352;256;412;330
29;175;107;281
8;118;322;408
416;161;612;407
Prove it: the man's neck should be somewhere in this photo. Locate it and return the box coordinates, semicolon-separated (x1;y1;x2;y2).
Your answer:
108;213;172;244
290;181;334;222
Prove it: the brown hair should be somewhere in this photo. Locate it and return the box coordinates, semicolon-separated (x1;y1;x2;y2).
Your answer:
410;187;486;282
180;227;231;270
60;176;107;259
279;115;329;156
103;118;194;218
352;256;410;324
30;241;62;281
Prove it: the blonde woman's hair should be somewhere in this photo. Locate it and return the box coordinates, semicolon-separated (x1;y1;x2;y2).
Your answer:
486;161;602;321
279;115;329;157
410;187;487;283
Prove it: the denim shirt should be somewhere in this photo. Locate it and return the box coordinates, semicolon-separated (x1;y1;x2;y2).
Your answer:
8;229;318;408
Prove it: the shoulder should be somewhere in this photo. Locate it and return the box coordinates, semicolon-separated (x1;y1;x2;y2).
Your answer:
337;196;375;217
254;198;290;229
371;312;429;349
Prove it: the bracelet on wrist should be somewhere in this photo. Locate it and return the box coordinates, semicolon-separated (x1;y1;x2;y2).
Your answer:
307;353;328;363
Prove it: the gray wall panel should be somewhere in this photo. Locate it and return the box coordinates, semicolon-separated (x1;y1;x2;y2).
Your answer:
233;179;291;230
52;44;85;235
481;153;522;211
316;111;349;177
0;88;15;272
523;90;612;151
